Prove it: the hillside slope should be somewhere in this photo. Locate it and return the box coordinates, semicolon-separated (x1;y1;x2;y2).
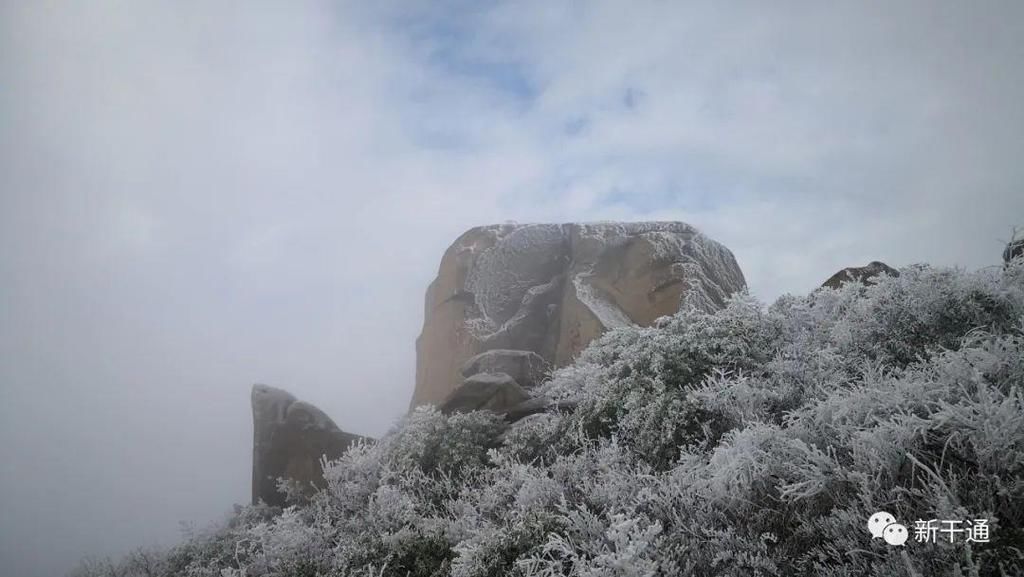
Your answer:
76;258;1024;577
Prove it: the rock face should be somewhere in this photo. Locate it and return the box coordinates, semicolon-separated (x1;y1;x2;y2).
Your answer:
502;396;577;422
412;222;747;408
251;384;362;507
439;372;531;415
461;349;549;390
821;261;899;289
1005;237;1023;264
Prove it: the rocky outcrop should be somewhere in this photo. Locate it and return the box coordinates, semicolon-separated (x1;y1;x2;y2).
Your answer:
821;261;899;289
412;222;747;408
461;349;549;390
439;373;531;415
251;384;362;507
1005;237;1023;264
502;396;578;422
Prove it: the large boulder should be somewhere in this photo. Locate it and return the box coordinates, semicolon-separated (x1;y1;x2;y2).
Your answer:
460;349;550;389
251;384;362;506
821;261;899;289
439;373;531;415
412;222;746;408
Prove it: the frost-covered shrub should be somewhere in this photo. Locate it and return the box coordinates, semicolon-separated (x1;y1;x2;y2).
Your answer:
310;407;507;577
827;265;1022;367
547;293;783;468
85;260;1024;577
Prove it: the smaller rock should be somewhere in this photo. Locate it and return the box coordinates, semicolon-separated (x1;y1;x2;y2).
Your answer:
1004;237;1023;264
503;396;553;422
251;384;364;507
439;373;531;415
502;396;581;422
821;261;899;289
460;349;550;389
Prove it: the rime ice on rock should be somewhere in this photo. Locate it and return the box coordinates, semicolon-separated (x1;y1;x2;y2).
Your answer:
251;384;363;507
412;221;747;408
821;261;900;289
1005;236;1024;264
465;224;568;335
461;349;550;389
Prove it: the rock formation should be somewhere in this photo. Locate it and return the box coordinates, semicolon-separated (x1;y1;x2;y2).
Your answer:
438;372;531;415
821;261;899;289
1005;237;1023;264
412;222;747;408
251;384;362;506
461;349;549;390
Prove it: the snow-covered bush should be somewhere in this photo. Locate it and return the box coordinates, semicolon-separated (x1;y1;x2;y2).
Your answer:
79;259;1024;576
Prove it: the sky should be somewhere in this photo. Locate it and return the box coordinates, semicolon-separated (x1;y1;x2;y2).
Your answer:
1;1;1022;575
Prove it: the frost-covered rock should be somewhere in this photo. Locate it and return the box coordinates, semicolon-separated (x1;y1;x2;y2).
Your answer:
821;260;899;289
439;372;531;415
412;222;746;408
251;384;362;507
1005;236;1023;264
501;395;578;422
460;349;550;389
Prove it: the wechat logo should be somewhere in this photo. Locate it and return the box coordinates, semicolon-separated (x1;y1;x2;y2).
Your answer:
868;511;908;546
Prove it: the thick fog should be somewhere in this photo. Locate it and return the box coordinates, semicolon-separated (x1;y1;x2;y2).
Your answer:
1;2;1022;575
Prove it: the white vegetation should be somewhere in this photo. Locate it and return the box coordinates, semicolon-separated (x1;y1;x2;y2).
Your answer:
75;258;1024;577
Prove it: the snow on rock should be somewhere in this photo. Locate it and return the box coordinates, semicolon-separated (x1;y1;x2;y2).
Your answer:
572;272;634;330
1005;235;1024;264
461;349;550;389
821;261;900;289
412;222;747;409
251;384;364;507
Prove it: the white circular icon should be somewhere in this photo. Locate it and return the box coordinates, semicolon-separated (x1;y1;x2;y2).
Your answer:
883;523;909;546
868;511;896;539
